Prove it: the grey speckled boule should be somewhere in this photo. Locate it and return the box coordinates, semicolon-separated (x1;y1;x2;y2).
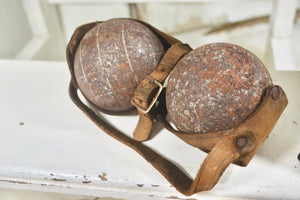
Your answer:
166;43;272;133
74;18;165;112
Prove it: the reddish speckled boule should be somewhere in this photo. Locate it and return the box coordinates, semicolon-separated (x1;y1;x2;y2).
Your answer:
74;19;164;112
166;43;272;133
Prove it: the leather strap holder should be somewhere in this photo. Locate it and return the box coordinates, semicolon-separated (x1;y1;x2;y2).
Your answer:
66;19;288;196
131;42;192;141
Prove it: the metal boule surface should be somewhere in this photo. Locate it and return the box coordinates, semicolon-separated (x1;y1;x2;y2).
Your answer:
166;43;272;133
74;18;165;112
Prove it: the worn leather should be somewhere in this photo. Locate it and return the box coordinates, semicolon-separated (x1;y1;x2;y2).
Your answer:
66;19;288;195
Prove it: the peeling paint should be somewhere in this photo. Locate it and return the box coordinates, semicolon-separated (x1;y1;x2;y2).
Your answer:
166;196;180;199
82;181;92;184
98;173;108;181
166;196;196;200
137;184;144;187
51;178;66;181
0;180;30;184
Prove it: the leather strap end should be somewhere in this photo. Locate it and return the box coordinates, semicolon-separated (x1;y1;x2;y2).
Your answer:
133;110;154;142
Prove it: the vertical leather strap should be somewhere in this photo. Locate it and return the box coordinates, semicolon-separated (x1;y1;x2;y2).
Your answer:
133;110;154;141
132;43;192;141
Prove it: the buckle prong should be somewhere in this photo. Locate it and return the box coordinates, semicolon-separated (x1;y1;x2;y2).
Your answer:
131;76;163;114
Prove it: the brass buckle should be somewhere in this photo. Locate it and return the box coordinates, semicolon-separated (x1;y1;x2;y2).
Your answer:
131;76;163;114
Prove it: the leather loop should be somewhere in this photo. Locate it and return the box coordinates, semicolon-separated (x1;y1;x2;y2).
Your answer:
69;81;245;195
133;109;154;141
132;43;192;112
66;20;288;196
157;85;288;166
190;136;241;193
132;42;192;141
131;76;163;113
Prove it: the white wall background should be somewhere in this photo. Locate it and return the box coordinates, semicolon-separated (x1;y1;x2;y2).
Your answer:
0;1;32;59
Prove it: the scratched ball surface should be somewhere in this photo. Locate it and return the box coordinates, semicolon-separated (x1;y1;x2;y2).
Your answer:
166;43;272;133
74;19;164;112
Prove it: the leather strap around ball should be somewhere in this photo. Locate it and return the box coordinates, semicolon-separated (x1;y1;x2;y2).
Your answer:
69;79;287;195
131;42;192;141
67;22;235;195
69;80;244;195
66;20;288;196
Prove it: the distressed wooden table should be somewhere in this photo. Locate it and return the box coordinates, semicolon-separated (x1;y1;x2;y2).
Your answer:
0;59;299;200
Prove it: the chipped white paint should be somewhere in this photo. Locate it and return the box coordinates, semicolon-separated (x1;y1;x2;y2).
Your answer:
0;59;300;199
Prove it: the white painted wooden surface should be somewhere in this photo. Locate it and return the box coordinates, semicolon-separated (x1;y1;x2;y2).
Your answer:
0;59;300;199
59;3;131;42
131;1;272;34
268;0;298;71
0;0;65;61
15;0;49;60
0;1;32;59
0;188;96;200
2;0;299;71
48;0;237;3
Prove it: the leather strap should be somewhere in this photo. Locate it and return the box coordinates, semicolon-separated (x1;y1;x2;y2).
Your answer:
156;86;288;166
69;80;287;195
66;21;241;195
69;80;245;195
66;20;288;195
131;43;192;141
